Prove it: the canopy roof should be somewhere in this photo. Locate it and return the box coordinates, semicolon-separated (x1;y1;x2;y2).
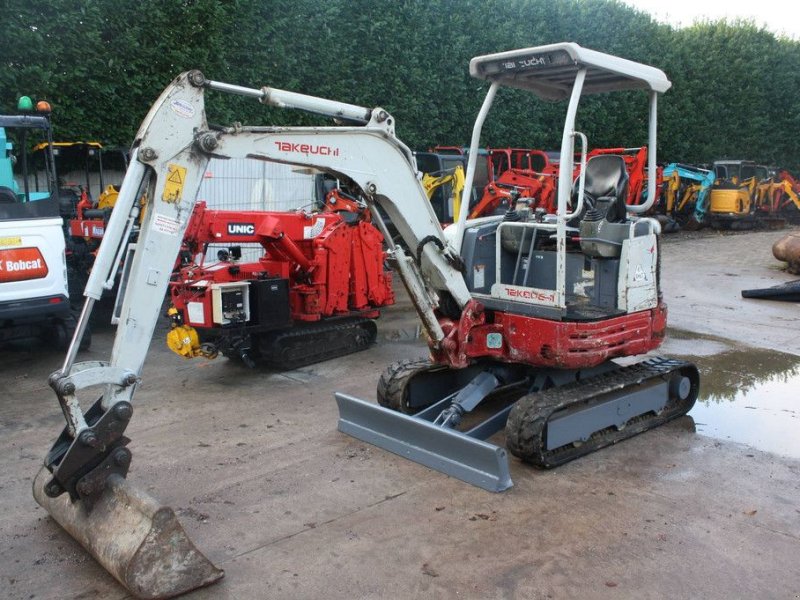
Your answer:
469;42;671;100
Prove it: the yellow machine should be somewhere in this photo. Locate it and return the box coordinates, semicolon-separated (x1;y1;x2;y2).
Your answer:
755;177;800;213
415;150;469;223
421;164;465;222
660;163;715;227
96;183;120;210
708;160;760;227
32;141;127;202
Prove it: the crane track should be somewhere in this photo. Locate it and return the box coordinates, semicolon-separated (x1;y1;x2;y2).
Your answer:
259;317;377;370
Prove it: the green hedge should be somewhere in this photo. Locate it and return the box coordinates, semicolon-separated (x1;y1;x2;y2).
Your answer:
3;0;798;169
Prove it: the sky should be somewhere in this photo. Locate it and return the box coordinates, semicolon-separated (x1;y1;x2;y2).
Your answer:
620;0;800;39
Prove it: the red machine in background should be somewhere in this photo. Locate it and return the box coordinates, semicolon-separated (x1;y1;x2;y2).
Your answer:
167;186;394;369
467;146;656;220
468;148;559;218
774;170;800;220
589;146;656;207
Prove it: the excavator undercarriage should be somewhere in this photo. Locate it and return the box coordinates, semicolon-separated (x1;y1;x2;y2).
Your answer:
339;352;698;492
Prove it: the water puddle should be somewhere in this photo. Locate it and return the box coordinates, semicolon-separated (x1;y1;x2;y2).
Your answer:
664;331;800;460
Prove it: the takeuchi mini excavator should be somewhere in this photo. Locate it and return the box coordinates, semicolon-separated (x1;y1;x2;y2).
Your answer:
35;43;699;599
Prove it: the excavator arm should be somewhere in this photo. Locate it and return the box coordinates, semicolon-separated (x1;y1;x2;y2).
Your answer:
661;163;715;223
48;70;472;481
35;70;470;599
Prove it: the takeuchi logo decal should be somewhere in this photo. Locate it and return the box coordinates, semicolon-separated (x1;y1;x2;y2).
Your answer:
501;285;555;303
0;247;49;282
274;141;340;156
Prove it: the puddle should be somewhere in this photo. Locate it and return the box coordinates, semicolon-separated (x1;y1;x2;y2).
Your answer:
665;334;800;460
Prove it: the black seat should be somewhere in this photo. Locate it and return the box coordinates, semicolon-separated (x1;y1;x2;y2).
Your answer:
574;155;629;223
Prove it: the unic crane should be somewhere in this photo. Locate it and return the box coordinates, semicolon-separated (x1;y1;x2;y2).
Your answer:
167;186;394;369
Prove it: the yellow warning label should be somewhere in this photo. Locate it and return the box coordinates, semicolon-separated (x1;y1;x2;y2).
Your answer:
0;236;22;247
162;164;187;204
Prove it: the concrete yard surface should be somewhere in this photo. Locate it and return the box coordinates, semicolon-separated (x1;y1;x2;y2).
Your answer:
1;227;799;599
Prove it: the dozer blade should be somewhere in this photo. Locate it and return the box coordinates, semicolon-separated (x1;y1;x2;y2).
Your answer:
335;393;513;492
33;467;223;599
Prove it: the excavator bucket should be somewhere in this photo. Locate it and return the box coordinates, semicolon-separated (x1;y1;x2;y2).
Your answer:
33;467;223;599
682;214;703;231
335;393;513;492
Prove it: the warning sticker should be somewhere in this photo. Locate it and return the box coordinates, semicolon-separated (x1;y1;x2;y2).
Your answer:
187;302;205;325
0;247;48;282
0;236;21;248
473;264;485;289
303;217;326;239
162;164;187;204
153;213;181;236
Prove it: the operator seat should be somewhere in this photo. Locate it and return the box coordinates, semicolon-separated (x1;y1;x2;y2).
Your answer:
575;154;629;223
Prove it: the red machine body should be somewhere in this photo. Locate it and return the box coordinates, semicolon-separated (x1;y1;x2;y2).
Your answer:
587;146;658;207
434;298;667;370
169;191;393;367
67;188;109;241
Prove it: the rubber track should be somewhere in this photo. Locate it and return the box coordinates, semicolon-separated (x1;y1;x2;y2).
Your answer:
505;357;699;468
377;359;443;413
260;317;377;370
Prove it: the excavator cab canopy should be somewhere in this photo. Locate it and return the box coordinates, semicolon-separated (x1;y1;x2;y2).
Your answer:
454;42;671;312
455;42;670;240
469;42;671;99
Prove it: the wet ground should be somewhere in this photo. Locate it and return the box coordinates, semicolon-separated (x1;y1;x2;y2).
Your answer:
1;226;799;600
663;332;800;460
658;227;800;461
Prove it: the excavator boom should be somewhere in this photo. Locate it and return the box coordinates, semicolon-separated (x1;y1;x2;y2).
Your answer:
35;70;473;599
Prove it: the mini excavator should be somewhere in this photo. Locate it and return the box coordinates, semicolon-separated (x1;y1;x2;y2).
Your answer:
35;43;699;599
336;43;699;492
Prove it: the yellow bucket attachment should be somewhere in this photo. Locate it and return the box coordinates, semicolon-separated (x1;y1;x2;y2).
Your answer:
33;467;223;599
